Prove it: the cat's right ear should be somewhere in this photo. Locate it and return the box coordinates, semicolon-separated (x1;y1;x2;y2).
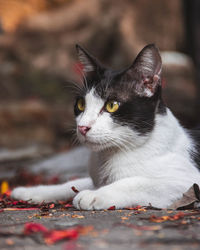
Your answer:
76;44;99;75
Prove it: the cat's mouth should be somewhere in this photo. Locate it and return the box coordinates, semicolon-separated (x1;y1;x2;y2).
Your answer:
77;130;115;151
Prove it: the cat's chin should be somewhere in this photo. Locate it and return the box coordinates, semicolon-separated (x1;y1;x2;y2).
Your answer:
84;141;114;152
77;134;117;152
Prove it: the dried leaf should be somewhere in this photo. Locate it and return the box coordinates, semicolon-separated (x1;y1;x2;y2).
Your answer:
150;212;185;223
0;191;74;211
71;214;84;219
121;223;162;231
45;228;78;244
2;207;39;211
5;239;14;245
169;184;200;210
24;222;48;234
71;186;79;194
24;222;78;245
108;206;116;210
49;204;55;209
121;217;129;220
78;225;94;236
125;205;142;210
64;203;73;208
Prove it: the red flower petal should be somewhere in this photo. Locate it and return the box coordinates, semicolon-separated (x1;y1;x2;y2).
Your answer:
65;203;73;208
24;222;48;235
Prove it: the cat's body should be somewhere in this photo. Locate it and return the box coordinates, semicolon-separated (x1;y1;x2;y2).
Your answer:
12;44;200;209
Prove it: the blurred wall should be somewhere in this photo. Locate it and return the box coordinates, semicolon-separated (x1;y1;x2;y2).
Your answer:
0;0;197;149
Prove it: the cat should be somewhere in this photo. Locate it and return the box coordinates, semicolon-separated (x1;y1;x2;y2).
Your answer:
11;44;200;210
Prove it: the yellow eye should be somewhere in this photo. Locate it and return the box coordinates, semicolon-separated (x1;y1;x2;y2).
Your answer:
106;101;119;113
77;98;85;112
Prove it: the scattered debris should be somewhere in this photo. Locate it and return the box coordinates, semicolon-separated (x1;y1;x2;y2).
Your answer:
0;191;73;212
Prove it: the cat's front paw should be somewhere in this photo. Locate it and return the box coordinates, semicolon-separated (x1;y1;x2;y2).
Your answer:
73;189;116;210
11;187;46;203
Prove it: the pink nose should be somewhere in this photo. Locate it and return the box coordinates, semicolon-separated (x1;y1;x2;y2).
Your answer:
78;126;91;136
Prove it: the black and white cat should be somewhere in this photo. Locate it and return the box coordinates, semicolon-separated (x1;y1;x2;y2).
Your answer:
12;44;200;209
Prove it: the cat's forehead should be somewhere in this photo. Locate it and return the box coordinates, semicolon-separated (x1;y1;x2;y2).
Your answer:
89;74;137;102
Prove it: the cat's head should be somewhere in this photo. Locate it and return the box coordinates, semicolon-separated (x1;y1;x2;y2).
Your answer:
74;44;166;152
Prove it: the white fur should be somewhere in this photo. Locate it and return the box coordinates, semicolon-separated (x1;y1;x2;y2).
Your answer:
12;90;200;209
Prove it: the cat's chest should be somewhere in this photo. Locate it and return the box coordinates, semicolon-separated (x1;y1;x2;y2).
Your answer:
89;150;154;187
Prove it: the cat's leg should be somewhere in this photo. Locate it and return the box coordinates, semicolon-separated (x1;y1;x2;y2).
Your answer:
73;176;184;210
11;177;94;203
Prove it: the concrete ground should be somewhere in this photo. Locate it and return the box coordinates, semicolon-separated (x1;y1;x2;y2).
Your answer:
0;149;200;250
0;207;200;250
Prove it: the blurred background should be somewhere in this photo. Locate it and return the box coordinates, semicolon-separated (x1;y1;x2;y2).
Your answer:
0;0;200;186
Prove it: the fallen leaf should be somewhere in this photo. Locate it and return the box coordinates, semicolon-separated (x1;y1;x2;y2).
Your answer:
78;225;94;236
71;186;79;193
125;206;142;210
121;217;129;220
49;204;55;209
45;229;78;245
24;222;78;245
65;203;73;208
2;208;39;211
121;223;161;231
71;214;85;219
169;184;200;210
108;206;116;210
0;191;73;211
24;222;48;234
181;220;188;224
150;212;185;223
5;239;14;245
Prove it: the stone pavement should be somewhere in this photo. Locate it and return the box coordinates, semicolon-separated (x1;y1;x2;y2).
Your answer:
0;208;200;250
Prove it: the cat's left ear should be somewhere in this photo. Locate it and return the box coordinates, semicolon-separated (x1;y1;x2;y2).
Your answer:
76;44;100;75
127;44;162;97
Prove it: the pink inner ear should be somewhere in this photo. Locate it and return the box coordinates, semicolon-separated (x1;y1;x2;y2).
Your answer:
73;62;84;76
141;74;160;96
153;74;160;83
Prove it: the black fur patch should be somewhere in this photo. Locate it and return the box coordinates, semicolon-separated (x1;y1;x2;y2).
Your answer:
188;129;200;169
